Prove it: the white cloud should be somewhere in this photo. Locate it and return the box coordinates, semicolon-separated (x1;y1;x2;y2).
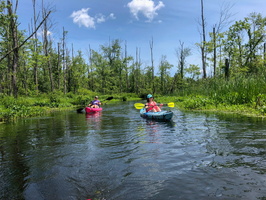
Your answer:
96;14;106;23
70;8;116;28
70;8;95;28
127;0;165;22
109;13;116;20
95;13;116;23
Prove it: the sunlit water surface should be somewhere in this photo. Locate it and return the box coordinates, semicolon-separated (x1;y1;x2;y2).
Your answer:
1;102;266;199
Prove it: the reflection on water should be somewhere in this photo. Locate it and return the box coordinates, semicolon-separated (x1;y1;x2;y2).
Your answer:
1;104;266;200
86;112;102;130
137;120;176;144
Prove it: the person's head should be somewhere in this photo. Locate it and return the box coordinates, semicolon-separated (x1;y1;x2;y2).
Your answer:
94;96;98;99
147;94;153;101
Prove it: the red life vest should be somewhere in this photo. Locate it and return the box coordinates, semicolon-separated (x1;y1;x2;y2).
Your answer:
146;101;158;112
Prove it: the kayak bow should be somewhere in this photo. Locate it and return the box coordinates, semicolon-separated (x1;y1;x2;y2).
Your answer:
85;107;102;113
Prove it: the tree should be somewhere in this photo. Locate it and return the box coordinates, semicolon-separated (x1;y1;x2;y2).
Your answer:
90;50;109;93
176;41;191;79
224;13;266;75
42;5;54;92
185;64;201;80
199;0;207;78
149;37;155;93
209;2;234;77
7;0;19;97
158;55;173;94
68;51;87;93
32;0;39;93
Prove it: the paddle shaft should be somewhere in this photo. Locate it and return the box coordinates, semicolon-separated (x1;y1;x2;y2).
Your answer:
134;102;174;109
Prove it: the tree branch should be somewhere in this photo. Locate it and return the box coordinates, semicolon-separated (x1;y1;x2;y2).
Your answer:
0;11;52;63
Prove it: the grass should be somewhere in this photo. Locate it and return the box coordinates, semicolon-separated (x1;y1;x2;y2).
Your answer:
0;92;142;122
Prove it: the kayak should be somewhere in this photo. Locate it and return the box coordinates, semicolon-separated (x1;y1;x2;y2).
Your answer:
85;107;102;113
140;108;173;121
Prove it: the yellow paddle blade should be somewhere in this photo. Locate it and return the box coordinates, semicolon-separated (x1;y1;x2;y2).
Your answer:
134;103;145;109
167;102;175;107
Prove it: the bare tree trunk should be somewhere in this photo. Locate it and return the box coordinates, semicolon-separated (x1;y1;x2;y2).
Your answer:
213;27;217;76
32;0;39;93
125;41;129;92
135;47;139;94
7;0;19;97
22;56;28;95
176;41;191;80
149;37;155;93
42;6;54;92
57;42;61;89
263;43;266;66
225;58;229;80
70;43;74;93
7;54;12;95
88;45;93;89
62;27;67;94
200;0;207;78
179;41;185;79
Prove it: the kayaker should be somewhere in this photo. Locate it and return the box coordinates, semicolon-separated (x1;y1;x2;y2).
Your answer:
145;94;162;112
88;96;101;108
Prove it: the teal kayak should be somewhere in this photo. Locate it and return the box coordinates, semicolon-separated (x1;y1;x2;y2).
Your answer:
140;108;173;121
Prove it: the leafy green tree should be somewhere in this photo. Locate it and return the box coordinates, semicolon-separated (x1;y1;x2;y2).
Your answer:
158;55;173;94
90;50;109;93
185;64;201;80
224;13;266;75
68;51;88;93
176;41;191;79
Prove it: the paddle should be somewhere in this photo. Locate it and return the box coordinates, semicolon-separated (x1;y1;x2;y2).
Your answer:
76;96;113;113
134;102;175;109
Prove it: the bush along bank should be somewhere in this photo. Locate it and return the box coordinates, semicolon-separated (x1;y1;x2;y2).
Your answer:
172;94;266;118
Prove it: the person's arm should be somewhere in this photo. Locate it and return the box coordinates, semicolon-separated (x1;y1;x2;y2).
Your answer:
154;101;163;107
87;100;93;106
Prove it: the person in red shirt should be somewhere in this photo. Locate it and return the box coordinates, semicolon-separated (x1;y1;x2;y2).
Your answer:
145;94;162;112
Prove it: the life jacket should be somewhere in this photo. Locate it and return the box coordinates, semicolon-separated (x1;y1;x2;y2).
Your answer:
146;101;157;112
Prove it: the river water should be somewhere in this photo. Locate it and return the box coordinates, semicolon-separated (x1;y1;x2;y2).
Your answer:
1;101;266;200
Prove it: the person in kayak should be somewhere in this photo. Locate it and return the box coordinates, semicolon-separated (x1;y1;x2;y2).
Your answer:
145;94;162;112
88;96;101;108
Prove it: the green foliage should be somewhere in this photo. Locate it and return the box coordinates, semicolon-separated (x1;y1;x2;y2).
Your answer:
2;8;266;119
77;88;95;96
0;95;48;121
182;95;213;109
173;72;266;116
0;93;74;122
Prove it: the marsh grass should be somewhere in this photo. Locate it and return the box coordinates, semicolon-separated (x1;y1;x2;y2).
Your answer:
173;74;266;116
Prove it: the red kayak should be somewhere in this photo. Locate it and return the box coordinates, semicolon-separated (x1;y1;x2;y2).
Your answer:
85;107;102;113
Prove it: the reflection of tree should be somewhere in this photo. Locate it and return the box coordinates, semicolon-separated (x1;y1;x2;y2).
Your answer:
202;113;266;173
1;138;30;199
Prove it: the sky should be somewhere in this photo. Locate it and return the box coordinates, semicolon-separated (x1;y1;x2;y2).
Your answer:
17;0;266;76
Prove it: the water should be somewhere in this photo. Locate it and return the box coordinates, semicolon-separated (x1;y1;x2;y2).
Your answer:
1;102;266;200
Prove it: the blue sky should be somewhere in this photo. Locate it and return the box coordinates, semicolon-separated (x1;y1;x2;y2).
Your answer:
17;0;266;75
